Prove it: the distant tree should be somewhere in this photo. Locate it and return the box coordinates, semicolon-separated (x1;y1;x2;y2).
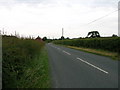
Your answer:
112;34;118;37
78;37;82;39
42;37;47;41
54;38;58;40
66;37;70;39
58;38;61;40
61;36;65;40
86;31;100;38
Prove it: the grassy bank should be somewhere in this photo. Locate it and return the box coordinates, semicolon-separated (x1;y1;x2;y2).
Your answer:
2;35;51;88
66;45;119;60
17;47;51;88
54;44;119;60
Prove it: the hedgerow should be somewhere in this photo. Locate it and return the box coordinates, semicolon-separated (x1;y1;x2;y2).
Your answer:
53;37;120;53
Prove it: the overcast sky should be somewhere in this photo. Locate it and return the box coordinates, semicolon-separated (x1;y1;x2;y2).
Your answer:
0;0;119;39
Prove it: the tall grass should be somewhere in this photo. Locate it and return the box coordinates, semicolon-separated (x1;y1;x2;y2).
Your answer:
2;35;51;88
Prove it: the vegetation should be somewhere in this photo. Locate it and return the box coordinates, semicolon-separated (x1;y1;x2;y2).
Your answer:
2;35;51;88
67;46;118;60
42;37;47;41
53;37;120;60
86;31;100;38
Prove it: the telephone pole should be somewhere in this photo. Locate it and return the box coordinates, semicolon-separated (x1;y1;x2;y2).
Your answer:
3;28;4;35
15;31;17;36
61;28;64;40
62;28;64;37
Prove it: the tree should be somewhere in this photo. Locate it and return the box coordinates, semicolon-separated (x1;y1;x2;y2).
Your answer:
86;31;100;38
42;37;47;41
66;37;70;39
112;34;118;37
61;36;65;40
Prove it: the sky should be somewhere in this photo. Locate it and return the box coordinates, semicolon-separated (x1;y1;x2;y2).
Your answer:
0;0;119;39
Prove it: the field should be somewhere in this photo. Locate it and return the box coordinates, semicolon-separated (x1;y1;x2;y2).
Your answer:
53;37;120;60
2;35;51;88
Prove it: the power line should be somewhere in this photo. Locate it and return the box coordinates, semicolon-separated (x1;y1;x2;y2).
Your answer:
87;9;119;25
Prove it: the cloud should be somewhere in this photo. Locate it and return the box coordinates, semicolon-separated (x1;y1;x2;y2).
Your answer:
0;0;56;6
0;0;119;6
0;0;118;38
15;0;46;4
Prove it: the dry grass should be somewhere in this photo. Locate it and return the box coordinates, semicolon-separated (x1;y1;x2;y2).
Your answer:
67;46;119;60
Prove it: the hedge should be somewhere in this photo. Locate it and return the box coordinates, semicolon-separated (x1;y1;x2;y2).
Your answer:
53;37;120;53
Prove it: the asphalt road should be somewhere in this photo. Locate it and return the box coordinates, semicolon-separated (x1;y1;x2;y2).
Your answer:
46;43;118;88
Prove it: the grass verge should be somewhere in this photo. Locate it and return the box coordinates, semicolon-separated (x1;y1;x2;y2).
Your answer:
67;46;119;60
56;44;119;60
18;47;51;88
3;35;51;88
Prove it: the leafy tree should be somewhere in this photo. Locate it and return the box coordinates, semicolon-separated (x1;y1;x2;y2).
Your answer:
42;37;47;41
112;34;118;37
86;31;100;38
66;37;70;39
61;36;65;40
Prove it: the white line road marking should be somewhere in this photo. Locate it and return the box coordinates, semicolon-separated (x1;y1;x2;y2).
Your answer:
57;48;60;50
63;50;71;55
77;57;109;74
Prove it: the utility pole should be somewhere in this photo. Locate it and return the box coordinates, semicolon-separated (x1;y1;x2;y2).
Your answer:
3;28;4;35
62;28;64;37
15;31;17;36
61;28;64;40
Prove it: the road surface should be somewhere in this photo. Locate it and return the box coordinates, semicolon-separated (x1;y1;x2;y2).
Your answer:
46;43;118;88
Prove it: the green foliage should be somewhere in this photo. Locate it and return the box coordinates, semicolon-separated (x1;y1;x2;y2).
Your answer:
60;36;65;40
87;31;100;38
2;35;51;88
42;37;47;41
53;37;120;53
